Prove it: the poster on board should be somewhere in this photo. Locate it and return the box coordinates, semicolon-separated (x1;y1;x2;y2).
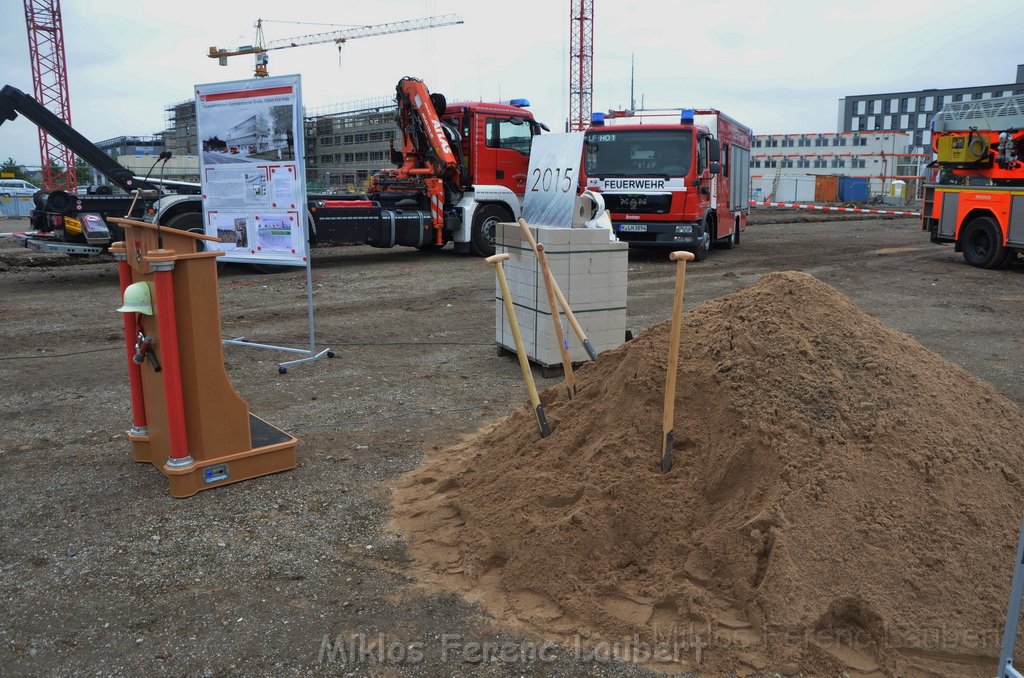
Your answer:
195;75;308;266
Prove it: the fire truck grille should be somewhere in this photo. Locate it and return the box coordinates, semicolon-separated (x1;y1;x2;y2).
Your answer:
602;193;672;214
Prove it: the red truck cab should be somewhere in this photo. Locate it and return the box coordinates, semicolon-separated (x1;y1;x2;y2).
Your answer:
443;100;545;196
582;108;751;259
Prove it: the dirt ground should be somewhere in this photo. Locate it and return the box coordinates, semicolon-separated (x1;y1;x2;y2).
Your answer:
0;211;1021;677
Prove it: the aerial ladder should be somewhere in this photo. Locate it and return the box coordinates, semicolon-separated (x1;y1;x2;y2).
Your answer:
922;94;1024;268
208;15;464;78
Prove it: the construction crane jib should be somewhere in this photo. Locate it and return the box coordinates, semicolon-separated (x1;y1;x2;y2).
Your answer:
208;14;464;78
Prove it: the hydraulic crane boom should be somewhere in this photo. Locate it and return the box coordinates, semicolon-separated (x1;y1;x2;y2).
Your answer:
208;14;464;78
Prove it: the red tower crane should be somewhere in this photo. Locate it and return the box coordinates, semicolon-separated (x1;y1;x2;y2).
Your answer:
568;0;594;132
23;0;77;191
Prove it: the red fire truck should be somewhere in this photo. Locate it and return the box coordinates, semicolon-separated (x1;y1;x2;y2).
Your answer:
582;107;752;260
922;95;1023;268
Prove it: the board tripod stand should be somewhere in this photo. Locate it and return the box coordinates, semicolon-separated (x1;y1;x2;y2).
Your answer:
997;510;1024;677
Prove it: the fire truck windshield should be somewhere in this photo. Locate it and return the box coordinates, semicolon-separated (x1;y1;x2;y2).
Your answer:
584;129;692;178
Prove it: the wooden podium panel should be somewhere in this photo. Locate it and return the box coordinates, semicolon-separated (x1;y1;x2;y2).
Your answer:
110;218;297;497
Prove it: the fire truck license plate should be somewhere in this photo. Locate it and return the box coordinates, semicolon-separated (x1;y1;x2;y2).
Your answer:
619;224;647;232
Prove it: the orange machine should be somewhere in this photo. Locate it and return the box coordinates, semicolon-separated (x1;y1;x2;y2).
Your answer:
922;95;1024;268
109;217;297;498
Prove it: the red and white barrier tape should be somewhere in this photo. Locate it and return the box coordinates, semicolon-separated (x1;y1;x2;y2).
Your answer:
750;200;920;217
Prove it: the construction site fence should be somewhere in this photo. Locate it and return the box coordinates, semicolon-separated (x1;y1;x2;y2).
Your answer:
751;176;923;205
0;195;33;218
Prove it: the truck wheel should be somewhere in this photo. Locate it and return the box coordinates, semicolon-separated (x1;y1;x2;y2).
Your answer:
471;205;509;257
692;228;710;261
961;216;1010;269
717;221;735;250
165;211;207;252
166;211;203;232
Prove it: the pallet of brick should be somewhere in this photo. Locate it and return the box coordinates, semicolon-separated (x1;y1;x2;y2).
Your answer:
494;222;627;367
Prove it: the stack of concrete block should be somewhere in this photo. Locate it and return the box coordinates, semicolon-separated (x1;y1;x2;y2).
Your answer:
494;223;628;367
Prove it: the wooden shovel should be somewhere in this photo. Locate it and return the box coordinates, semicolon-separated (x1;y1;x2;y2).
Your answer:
536;243;575;399
487;253;550;438
662;250;695;473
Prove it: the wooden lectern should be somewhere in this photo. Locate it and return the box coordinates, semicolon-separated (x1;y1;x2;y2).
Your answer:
109;217;297;498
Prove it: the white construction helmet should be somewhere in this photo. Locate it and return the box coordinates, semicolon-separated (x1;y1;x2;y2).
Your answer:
117;281;154;315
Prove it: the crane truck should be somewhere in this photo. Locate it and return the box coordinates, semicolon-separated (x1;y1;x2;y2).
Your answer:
0;84;201;255
581;107;752;260
922;94;1024;268
0;78;545;258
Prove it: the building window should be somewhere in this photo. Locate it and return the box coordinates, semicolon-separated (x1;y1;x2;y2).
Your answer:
982;91;992;100
851;159;865;169
900;114;910;128
867;116;876;129
796;159;810;168
782;138;794;147
953;93;963;102
768;138;778;148
782;159;793;168
883;115;892;129
831;159;845;168
343;152;354;162
343;135;354;144
872;100;882;114
354;151;368;162
856;100;866;115
924;96;934;110
751;159;760;168
813;159;827;168
753;139;762;148
369;150;385;161
889;99;898;113
907;98;916;113
833;138;846;146
765;159;777;168
798;138;811;147
814;137;824;147
917;113;927;128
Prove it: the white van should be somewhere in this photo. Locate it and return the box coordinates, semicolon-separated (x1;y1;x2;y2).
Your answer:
0;179;41;197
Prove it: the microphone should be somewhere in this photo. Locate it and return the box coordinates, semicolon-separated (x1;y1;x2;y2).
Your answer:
125;153;165;218
155;152;172;250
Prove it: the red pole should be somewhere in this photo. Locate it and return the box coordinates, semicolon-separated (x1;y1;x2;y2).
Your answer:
151;261;191;465
116;257;147;435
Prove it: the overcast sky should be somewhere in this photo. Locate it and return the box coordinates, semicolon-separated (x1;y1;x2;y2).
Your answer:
1;0;1021;170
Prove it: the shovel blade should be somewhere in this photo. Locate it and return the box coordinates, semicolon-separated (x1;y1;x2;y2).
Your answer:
661;430;674;473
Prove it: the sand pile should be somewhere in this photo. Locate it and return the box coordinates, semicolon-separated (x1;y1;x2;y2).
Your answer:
390;271;1024;677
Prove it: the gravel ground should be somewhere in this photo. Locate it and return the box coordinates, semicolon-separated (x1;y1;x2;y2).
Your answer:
0;211;1021;677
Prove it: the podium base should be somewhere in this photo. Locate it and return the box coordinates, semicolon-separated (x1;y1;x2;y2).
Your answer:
129;414;297;498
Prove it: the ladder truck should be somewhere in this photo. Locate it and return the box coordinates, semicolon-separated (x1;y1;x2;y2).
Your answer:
922;94;1024;268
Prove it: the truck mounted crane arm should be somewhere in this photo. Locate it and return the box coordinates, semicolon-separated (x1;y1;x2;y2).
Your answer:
0;85;155;193
392;76;462;187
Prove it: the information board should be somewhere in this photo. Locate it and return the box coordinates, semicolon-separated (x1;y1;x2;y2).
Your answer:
195;75;308;266
522;132;584;227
